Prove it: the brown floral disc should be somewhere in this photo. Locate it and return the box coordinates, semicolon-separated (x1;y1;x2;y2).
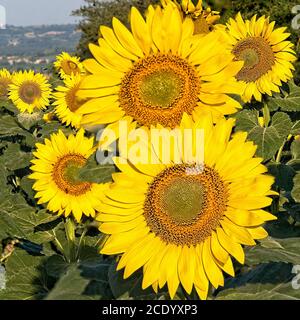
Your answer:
233;36;275;82
144;164;229;246
52;153;92;195
119;54;201;128
18;81;42;104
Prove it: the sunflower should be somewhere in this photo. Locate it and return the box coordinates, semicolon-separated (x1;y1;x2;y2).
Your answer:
53;75;86;128
29;129;106;222
161;0;220;34
78;4;244;139
54;52;85;80
225;13;297;102
96;111;277;299
9;70;51;113
0;69;13;100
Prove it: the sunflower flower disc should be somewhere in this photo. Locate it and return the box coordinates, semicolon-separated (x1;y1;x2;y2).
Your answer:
9;70;52;113
29;129;107;222
77;3;245;138
97;111;277;299
54;52;85;80
225;13;297;102
53;75;86;128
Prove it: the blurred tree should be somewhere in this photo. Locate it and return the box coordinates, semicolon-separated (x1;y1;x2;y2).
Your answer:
73;0;159;59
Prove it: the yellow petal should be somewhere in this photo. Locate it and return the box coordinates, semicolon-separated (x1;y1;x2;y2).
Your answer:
178;245;196;294
130;7;152;55
112;17;144;58
247;226;268;239
100;226;149;254
210;231;229;263
202;238;224;289
216;227;245;264
221;217;256;245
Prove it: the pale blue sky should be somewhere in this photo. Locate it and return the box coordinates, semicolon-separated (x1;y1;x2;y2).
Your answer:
0;0;86;26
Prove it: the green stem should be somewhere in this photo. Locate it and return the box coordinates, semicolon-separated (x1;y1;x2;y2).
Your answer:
76;228;87;260
0;252;13;263
262;102;270;127
275;134;292;163
52;230;65;255
65;217;77;263
275;141;285;163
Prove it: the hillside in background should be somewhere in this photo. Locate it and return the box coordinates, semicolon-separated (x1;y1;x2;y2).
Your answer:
0;24;81;72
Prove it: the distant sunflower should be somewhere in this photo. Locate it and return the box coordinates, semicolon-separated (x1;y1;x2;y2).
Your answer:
161;0;220;34
78;4;244;137
9;70;51;113
54;52;85;79
226;13;297;102
0;69;12;100
29;129;106;222
53;75;86;128
97;111;277;299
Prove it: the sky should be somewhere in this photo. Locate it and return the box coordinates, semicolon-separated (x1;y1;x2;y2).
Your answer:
0;0;85;26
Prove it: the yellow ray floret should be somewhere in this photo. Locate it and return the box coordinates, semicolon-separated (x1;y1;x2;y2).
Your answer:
9;70;52;113
96;110;277;299
53;75;86;128
54;52;85;80
225;13;297;102
0;68;13;100
161;0;220;34
29;129;107;222
78;3;245;134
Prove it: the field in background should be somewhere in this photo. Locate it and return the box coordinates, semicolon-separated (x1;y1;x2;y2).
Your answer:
0;24;80;72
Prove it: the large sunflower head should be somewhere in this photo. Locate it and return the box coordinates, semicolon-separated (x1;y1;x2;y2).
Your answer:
9;70;52;113
53;75;86;128
54;52;85;80
0;69;13;100
29;129;106;222
77;4;244;136
161;0;220;34
226;13;297;102
96;111;277;299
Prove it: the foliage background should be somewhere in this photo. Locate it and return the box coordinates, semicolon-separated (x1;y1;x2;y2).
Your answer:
0;0;300;300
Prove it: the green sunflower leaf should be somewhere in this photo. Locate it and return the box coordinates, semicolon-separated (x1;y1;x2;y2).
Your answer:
45;255;69;278
235;111;292;160
37;122;73;141
0;115;28;136
291;120;300;135
108;261;167;300
291;139;300;161
45;264;91;300
245;237;300;265
0;249;49;300
19;175;36;201
268;163;295;192
2;143;32;171
0;100;19;115
216;262;298;300
268;81;300;112
78;155;116;184
45;256;113;300
0;195;60;243
291;172;300;203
